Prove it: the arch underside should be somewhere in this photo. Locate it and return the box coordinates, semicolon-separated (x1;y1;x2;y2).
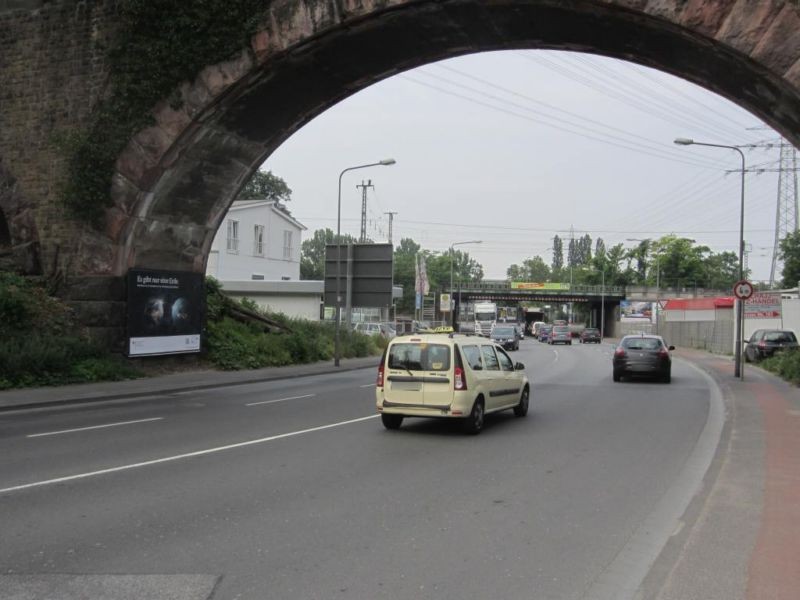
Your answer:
119;0;800;275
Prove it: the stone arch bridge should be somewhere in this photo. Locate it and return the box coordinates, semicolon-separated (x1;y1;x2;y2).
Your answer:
1;0;799;345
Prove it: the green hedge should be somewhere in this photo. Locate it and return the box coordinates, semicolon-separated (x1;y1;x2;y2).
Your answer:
759;349;800;384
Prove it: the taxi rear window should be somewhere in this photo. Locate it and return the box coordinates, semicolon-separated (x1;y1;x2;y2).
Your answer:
388;343;451;371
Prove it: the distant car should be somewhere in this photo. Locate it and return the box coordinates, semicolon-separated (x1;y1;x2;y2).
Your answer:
539;325;552;343
354;322;395;339
491;325;519;351
532;321;545;338
744;329;798;362
549;325;572;345
613;335;674;383
580;328;601;344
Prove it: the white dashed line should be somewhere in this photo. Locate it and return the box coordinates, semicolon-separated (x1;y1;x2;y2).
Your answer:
2;414;379;495
245;394;315;407
27;417;164;438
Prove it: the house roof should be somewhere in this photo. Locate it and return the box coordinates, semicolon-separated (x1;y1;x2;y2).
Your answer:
663;297;735;310
227;199;307;230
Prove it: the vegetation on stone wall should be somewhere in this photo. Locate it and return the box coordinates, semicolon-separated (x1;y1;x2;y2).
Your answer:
204;278;381;370
0;273;140;389
60;0;266;224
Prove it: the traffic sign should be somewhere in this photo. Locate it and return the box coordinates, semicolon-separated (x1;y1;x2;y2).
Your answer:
733;280;754;300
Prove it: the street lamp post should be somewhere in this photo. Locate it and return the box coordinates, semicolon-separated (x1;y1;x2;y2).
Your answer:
334;158;396;367
449;240;482;328
675;138;746;379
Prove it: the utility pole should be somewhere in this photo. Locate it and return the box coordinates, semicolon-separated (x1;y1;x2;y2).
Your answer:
357;180;374;243
769;139;799;287
384;211;398;244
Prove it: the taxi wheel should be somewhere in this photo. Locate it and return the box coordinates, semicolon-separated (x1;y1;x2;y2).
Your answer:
381;413;403;430
514;387;529;417
464;398;485;434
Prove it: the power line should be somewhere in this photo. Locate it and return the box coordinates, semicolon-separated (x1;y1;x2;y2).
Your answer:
401;74;728;171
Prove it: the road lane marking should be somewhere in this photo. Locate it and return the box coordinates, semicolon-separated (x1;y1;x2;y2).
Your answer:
27;417;164;438
360;384;375;388
0;414;379;495
245;394;315;407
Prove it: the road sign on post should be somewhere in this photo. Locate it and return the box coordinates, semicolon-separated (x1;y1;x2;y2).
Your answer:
324;243;394;308
733;280;754;300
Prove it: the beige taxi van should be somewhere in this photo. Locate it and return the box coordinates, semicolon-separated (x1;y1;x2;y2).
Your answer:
375;333;530;434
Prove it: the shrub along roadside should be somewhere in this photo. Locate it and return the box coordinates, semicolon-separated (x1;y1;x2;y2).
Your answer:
758;349;800;384
204;306;381;370
0;273;141;389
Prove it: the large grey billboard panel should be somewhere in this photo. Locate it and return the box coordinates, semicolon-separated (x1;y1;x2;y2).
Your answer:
324;243;393;307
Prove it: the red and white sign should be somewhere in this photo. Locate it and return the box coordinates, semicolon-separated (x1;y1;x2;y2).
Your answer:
733;280;754;300
744;291;782;319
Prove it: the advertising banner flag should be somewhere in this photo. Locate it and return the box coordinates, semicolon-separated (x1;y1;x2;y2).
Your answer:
127;269;203;356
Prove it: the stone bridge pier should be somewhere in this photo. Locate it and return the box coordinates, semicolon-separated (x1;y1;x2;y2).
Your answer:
1;0;799;348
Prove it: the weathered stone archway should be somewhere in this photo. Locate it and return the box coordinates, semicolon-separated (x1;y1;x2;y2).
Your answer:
1;0;800;343
110;0;800;281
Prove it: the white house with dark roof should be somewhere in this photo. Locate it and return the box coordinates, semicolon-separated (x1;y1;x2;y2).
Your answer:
206;199;306;281
206;200;322;319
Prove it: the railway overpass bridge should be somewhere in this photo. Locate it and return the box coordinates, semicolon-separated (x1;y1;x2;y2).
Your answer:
1;1;799;345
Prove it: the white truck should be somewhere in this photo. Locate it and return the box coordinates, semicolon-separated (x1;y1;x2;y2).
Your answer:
474;302;498;336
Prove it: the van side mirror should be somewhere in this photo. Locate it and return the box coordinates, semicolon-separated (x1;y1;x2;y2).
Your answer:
515;362;525;370
668;345;675;351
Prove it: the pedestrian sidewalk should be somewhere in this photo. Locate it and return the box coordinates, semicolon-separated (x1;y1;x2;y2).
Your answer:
641;347;800;600
0;356;380;412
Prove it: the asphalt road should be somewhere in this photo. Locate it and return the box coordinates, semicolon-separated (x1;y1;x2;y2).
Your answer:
0;338;713;600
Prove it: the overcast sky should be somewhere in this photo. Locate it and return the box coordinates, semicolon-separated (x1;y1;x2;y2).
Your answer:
263;50;791;284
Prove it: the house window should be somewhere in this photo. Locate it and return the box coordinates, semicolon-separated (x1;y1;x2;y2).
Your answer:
251;274;265;281
253;224;265;256
283;230;293;259
226;219;239;253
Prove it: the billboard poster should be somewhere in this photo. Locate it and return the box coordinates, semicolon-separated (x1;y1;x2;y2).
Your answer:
744;292;782;319
620;300;654;322
127;269;203;356
511;282;571;290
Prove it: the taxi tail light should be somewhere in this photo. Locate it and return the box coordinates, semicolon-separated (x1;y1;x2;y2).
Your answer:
376;364;385;387
454;367;466;390
453;344;467;390
657;348;670;359
614;348;626;358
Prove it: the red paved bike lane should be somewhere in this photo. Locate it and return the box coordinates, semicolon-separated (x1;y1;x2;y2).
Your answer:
745;381;800;600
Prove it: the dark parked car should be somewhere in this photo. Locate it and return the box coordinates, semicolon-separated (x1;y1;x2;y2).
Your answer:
613;335;674;383
549;325;572;345
580;328;601;343
744;329;798;362
491;325;519;351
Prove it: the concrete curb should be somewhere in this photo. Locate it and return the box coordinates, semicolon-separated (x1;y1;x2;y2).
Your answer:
0;357;379;413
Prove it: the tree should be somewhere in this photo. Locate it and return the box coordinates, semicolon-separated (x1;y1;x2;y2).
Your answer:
552;235;563;274
300;228;357;280
780;230;800;288
238;169;292;203
506;256;550;281
703;251;739;290
393;238;422;314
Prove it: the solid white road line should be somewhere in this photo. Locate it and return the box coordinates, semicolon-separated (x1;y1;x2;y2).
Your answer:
360;384;375;388
1;414;379;495
27;417;164;438
245;394;315;407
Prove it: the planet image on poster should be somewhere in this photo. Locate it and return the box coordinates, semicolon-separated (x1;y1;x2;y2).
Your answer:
171;297;192;333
